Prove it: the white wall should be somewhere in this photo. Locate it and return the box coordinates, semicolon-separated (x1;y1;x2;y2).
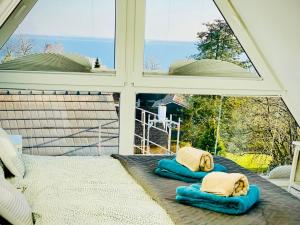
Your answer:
225;0;300;124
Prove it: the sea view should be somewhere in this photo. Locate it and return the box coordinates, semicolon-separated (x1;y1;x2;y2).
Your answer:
0;35;198;71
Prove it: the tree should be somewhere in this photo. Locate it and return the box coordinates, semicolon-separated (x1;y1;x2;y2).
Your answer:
144;57;160;71
221;97;300;167
193;19;251;69
0;35;33;62
181;95;225;153
17;35;33;57
94;57;101;68
182;19;300;167
182;19;247;154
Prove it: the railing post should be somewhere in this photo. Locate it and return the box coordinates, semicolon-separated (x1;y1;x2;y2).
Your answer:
167;114;173;154
147;114;151;154
142;110;146;154
214;96;223;155
176;118;181;153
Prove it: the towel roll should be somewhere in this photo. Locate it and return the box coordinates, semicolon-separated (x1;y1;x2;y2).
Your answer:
176;147;214;172
201;172;249;197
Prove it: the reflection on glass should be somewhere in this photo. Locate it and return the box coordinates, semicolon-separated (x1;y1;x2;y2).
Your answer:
0;0;115;73
144;0;258;77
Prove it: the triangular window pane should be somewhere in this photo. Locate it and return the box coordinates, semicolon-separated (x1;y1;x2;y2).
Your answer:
144;0;259;77
0;0;115;73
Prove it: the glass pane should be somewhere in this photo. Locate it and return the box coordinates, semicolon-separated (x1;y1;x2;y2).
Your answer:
135;93;184;154
144;0;258;77
0;89;120;156
135;93;300;176
0;0;115;73
219;96;300;173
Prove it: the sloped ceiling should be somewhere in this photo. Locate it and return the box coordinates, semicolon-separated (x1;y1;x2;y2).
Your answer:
216;0;300;124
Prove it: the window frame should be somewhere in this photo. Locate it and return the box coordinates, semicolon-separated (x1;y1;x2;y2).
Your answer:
0;0;285;155
130;0;282;93
0;0;20;28
0;0;126;87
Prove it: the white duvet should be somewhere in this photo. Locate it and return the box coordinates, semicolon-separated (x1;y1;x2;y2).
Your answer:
9;155;174;225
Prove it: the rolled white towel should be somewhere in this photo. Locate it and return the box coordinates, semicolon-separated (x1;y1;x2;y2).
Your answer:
176;147;214;172
201;172;249;197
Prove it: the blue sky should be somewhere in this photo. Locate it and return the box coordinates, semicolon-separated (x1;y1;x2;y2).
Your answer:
15;0;222;42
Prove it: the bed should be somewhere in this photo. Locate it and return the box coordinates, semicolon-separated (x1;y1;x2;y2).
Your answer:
7;154;174;225
111;154;300;225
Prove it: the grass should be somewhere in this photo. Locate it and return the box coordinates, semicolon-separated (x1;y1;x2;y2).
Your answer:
224;152;272;173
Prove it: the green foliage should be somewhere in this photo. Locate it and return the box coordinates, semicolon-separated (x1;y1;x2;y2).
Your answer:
225;153;272;173
181;19;300;169
222;97;300;168
193;19;251;69
181;95;226;154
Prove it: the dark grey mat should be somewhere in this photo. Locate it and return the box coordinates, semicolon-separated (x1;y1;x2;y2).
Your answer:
112;154;300;225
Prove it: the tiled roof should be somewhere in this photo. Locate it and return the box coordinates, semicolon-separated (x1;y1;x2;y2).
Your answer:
152;94;188;108
0;89;119;156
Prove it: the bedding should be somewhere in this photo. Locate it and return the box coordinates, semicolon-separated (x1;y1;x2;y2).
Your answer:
112;154;300;225
0;135;25;177
0;178;33;225
9;155;174;225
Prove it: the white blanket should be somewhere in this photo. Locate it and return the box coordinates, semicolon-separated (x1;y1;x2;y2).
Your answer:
9;155;174;225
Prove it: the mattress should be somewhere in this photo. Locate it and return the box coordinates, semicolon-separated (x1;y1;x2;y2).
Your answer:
8;155;174;225
112;154;300;225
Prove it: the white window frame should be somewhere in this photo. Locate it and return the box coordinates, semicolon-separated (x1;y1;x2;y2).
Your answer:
0;0;285;155
0;0;126;87
0;0;20;28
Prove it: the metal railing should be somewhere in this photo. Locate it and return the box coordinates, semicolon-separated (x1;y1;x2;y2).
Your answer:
134;107;181;155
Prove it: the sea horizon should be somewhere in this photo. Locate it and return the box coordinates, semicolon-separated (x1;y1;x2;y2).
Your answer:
1;34;198;70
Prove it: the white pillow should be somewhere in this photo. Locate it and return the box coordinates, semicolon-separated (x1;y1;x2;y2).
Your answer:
0;135;25;177
269;165;292;179
0;178;33;225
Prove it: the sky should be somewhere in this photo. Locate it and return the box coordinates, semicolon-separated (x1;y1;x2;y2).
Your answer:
145;0;223;42
15;0;223;42
16;0;116;39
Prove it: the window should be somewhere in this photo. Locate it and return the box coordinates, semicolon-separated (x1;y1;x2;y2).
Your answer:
135;93;300;172
0;89;120;156
0;0;287;157
0;0;115;73
144;0;258;77
219;96;298;172
0;0;20;27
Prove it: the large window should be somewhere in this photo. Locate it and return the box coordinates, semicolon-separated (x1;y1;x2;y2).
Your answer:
135;93;300;172
0;89;120;156
0;0;115;73
0;0;288;157
144;0;258;77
